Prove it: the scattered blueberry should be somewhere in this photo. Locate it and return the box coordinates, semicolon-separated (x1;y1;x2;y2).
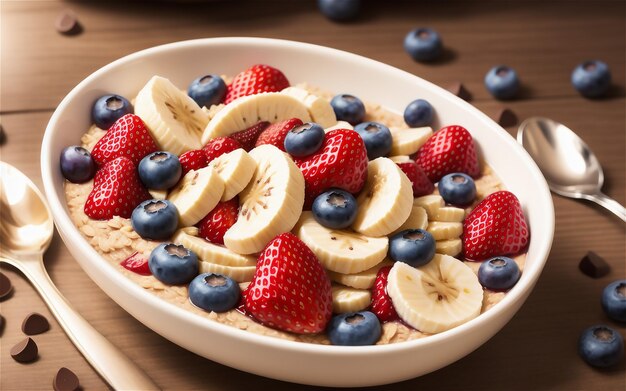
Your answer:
601;280;626;323
312;189;358;229
389;229;436;267
478;256;520;291
317;0;361;21
131;199;179;241
404;99;434;127
148;243;198;285
60;146;96;183
354;121;392;160
330;94;366;125
327;311;381;346
187;74;227;108
284;122;325;157
578;325;624;368
403;28;443;62
484;66;520;100
571;60;612;98
138;151;182;190
438;173;477;206
189;273;240;313
91;94;133;130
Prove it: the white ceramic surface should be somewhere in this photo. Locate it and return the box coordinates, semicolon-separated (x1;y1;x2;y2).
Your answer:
41;37;554;387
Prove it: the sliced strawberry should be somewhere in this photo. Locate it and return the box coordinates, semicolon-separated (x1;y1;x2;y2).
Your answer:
91;114;158;167
230;121;270;151
202;137;242;164
196;198;239;245
463;190;530;261
395;159;434;197
370;265;400;323
179;149;209;177
225;64;290;104
255;118;303;151
120;252;151;276
245;233;332;334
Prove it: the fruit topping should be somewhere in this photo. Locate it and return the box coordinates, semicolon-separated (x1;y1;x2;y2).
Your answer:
354;121;393;160
229;121;270;151
389;229;436;267
167;166;224;227
138;151;182;190
255;118;304;151
578;325;624;368
370;265;400;322
120;252;152;276
438;173;476;206
60;146;96;183
202;136;242;164
148;243;199;285
207;148;256;202
571;60;612;98
189;273;240;313
197;198;239;245
91;114;159;167
178;149;209;177
330;94;365;125
311;189;358;230
281;87;337;128
284;122;325;157
91;94;133;130
601;280;626;323
331;285;372;313
327;311;381;346
404;99;434;127
391;156;434;197
484;65;520;100
187;74;227;108
403;28;443;62
477;256;521;291
131;199;179;241
225;64;290;104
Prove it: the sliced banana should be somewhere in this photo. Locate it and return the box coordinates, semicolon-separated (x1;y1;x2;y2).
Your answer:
148;189;168;200
387;255;483;334
208;148;257;201
389;127;432;156
414;195;444;220
281;87;337;128
327;260;394;289
352;157;413;237
167;167;224;227
433;207;465;222
172;230;257;267
324;120;354;133
332;284;372;314
436;239;462;256
427;221;463;241
224;145;304;255
391;206;428;235
295;212;388;274
135;76;209;156
199;262;256;283
389;155;411;164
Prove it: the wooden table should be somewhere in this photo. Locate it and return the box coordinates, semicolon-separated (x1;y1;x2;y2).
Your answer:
1;1;624;389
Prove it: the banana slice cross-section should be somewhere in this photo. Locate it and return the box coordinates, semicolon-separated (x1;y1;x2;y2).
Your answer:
167;167;224;227
331;284;372;314
433;207;466;222
391;205;428;235
389;127;432;156
324;120;354;133
281;87;337;128
328;260;394;289
208;148;257;201
173;230;257;267
414;195;444;220
199;262;256;283
435;239;462;256
427;221;463;241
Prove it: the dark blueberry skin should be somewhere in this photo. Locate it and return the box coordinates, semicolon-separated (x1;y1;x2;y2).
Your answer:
578;325;624;368
389;229;436;267
438;173;477;206
131;199;179;241
60;146;96;183
327;311;381;346
317;0;361;21
91;94;133;130
354;121;392;160
601;280;626;323
187;74;227;108
138;151;182;190
284;122;325;157
330;94;366;125
312;189;358;229
478;256;521;291
189;273;240;313
571;60;612;98
484;66;520;100
149;243;199;285
403;28;443;62
404;99;434;127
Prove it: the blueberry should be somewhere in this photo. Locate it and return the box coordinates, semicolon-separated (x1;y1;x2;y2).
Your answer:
60;146;96;183
317;0;361;21
138;151;182;190
91;94;133;130
571;60;612;98
131;199;179;241
187;74;227;108
148;243;198;285
312;189;358;229
327;311;381;346
389;229;436;267
189;273;240;313
484;66;520;100
438;173;476;206
404;99;434;127
403;28;443;62
601;280;626;323
354;121;392;160
330;94;366;125
578;325;624;368
284;122;325;157
478;256;520;291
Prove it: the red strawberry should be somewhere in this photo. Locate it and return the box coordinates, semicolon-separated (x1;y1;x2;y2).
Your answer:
179;149;208;177
294;129;368;208
415;125;480;183
255;118;303;151
85;156;150;220
230;121;270;151
196;198;239;245
120;252;151;276
202;137;242;164
463;190;530;261
370;265;400;323
91;114;158;167
395;159;434;197
245;233;332;334
225;64;290;104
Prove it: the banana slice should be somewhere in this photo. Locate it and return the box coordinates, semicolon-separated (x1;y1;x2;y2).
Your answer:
389;127;432;156
295;212;388;274
324;120;354;133
332;284;372;314
436;239;462;256
199;262;256;283
172;230;257;267
135;76;209;156
414;195;444;220
281;87;337;128
427;221;463;241
224;145;305;254
433;207;465;222
389;155;411;163
328;260;394;289
391;206;428;235
352;157;413;237
201;93;312;144
387;255;483;334
148;189;168;200
208;148;257;201
167;167;224;227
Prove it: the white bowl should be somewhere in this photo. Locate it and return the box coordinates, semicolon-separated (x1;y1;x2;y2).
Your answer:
41;37;554;387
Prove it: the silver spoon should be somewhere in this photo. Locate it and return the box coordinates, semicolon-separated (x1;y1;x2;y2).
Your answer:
518;117;626;222
0;162;160;390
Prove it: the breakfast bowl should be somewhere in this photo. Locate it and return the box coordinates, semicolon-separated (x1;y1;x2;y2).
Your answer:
41;37;554;387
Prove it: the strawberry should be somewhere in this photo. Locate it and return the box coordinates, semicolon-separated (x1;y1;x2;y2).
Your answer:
463;190;530;261
294;129;368;208
120;252;151;276
230;121;270;151
245;233;332;334
370;265;400;323
202;136;242;164
255;118;303;151
225;64;290;104
84;156;150;220
179;149;209;177
395;159;434;197
196;198;239;245
91;114;158;167
415;125;480;183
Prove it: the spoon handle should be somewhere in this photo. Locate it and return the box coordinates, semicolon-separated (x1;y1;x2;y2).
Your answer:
584;192;626;222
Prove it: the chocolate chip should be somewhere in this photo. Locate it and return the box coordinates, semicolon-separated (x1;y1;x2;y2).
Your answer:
494;107;518;127
0;314;5;337
22;312;50;335
0;272;13;300
53;367;80;391
447;82;472;101
10;337;38;363
55;9;82;35
579;251;610;278
0;123;6;145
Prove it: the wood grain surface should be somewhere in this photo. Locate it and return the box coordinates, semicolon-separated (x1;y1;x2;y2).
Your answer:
1;1;624;390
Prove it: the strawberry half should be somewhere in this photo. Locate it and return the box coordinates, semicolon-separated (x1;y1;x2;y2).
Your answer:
370;265;400;323
415;125;480;183
225;64;290;104
395;159;434;197
91;114;158;167
230;121;270;151
463;190;530;261
120;252;151;276
202;136;242;164
84;156;150;220
255;118;303;151
245;233;332;334
179;149;209;177
196;198;239;245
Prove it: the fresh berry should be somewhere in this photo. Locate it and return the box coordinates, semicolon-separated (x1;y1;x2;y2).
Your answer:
327;311;381;346
120;252;151;276
572;60;612;98
389;229;436;267
354;121;393;160
255;118;303;151
438;173;476;206
91;94;133;130
189;273;240;313
578;325;624;368
317;0;361;21
84;156;150;220
148;243;199;285
477;256;520;290
463;190;530;261
245;233;332;334
187;74;227;108
197;198;239;245
178;149;209;177
225;64;290;104
395;159;434;197
404;99;434;127
138;151;182;190
311;189;358;229
284;122;325;157
131;199;179;241
370;265;399;322
415;125;480;182
484;65;520;100
91;114;158;167
403;28;443;62
330;94;366;125
202;137;242;164
230;121;270;151
601;280;626;323
60;146;96;183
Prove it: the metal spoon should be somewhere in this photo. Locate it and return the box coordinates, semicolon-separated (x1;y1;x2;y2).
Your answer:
0;162;160;390
518;117;626;222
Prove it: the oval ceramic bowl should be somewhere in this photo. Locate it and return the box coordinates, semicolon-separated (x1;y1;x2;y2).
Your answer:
41;37;554;387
